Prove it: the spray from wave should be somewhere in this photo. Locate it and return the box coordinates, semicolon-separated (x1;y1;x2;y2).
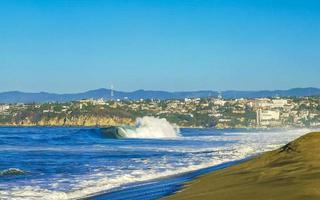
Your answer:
125;116;180;139
101;116;180;139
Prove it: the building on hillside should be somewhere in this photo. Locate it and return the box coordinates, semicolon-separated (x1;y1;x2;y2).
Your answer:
0;105;10;113
214;99;226;106
271;99;288;108
256;109;281;127
79;98;106;106
255;98;272;108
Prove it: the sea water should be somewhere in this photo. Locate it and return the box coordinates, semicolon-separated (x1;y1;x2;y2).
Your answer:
0;127;310;199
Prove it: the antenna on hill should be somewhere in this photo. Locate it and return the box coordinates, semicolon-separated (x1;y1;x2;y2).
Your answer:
110;84;114;99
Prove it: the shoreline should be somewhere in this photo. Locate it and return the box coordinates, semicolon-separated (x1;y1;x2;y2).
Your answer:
0;127;313;199
84;159;246;200
163;132;320;200
0;125;313;130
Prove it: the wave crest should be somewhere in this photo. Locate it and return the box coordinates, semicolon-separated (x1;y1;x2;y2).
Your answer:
0;168;27;176
101;116;180;139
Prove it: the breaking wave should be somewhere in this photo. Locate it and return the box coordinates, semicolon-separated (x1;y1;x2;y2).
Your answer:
101;116;180;139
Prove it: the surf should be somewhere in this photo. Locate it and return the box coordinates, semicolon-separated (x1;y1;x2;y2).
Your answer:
101;116;180;139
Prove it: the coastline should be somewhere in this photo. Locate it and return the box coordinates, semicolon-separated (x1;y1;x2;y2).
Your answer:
0;124;310;130
0;127;313;199
163;132;320;200
84;160;245;200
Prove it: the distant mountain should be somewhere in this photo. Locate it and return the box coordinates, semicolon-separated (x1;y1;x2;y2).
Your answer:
0;87;319;103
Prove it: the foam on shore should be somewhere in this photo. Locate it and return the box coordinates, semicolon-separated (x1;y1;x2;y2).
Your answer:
164;131;320;200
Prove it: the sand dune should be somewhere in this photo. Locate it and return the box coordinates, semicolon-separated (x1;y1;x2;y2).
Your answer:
164;132;320;200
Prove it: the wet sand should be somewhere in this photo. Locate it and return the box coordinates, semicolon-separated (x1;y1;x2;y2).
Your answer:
164;132;320;200
86;160;241;200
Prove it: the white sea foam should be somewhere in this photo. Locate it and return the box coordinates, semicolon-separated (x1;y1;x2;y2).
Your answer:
0;128;314;200
122;116;180;139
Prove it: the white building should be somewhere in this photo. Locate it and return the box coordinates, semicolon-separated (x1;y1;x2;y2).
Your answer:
256;109;281;126
0;105;10;112
255;98;272;108
271;99;288;108
214;99;226;106
79;98;106;106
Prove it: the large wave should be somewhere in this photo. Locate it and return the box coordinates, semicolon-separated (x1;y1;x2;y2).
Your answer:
101;116;180;139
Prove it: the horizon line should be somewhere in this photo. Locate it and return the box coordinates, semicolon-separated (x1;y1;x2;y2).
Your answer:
0;86;319;95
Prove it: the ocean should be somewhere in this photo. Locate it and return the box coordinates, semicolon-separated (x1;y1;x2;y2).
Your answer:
0;126;309;199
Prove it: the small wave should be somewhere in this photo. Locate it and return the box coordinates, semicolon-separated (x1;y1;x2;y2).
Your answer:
0;168;27;176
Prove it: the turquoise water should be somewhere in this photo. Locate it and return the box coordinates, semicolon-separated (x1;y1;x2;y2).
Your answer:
0;127;308;199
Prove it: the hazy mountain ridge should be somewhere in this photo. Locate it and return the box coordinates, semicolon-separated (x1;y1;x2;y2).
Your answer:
0;87;319;103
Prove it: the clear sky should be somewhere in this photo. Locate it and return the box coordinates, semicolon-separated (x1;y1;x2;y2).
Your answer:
0;0;319;93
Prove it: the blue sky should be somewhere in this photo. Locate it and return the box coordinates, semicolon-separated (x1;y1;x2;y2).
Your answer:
0;0;319;93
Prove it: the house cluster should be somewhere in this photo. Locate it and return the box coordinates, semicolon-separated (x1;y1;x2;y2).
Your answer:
104;96;320;128
254;98;320;127
0;96;319;128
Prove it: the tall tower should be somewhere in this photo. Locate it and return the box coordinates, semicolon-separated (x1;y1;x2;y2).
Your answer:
110;84;114;99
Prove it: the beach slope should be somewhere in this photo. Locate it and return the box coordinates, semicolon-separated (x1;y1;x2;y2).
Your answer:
164;132;320;200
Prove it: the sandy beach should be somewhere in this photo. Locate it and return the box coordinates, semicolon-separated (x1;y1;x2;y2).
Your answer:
164;132;320;200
